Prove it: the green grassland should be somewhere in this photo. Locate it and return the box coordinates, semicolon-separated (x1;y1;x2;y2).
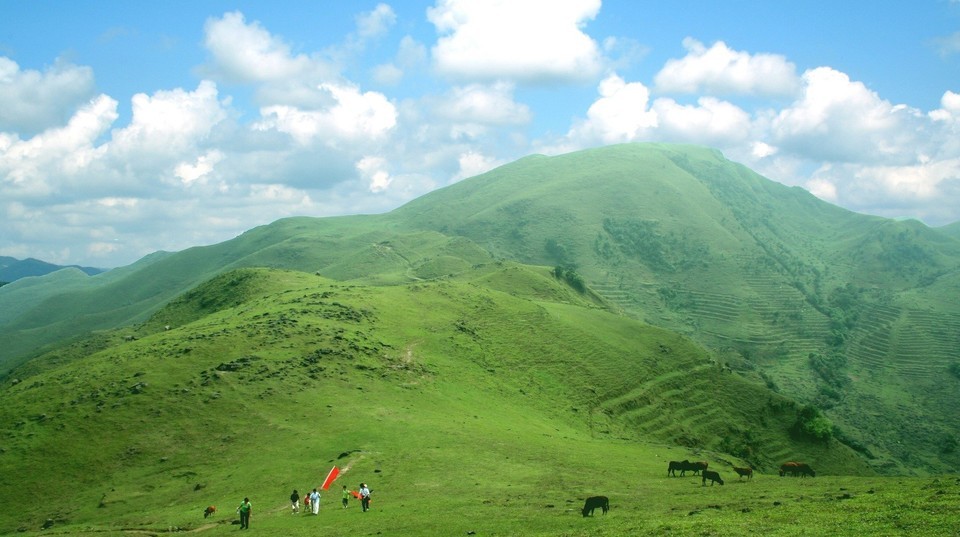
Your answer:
2;266;920;535
3;143;960;535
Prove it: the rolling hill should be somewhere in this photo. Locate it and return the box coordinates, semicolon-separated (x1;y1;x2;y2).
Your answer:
0;266;875;535
2;142;960;517
0;256;106;285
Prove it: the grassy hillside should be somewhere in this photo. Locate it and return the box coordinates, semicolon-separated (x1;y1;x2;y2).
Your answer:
0;220;491;372
3;142;960;479
389;143;960;475
0;266;895;535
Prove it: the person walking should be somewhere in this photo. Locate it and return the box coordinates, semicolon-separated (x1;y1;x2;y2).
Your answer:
237;497;252;529
309;488;321;515
290;489;300;513
341;485;350;508
359;483;371;512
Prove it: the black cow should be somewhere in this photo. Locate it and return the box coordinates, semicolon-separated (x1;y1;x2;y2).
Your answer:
668;460;693;477
581;496;609;517
690;461;709;475
701;470;724;486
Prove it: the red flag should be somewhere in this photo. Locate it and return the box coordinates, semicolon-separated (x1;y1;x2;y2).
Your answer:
321;466;340;490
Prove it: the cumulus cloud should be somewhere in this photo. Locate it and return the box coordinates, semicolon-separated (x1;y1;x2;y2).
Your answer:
0;94;118;198
452;150;502;182
436;82;531;126
255;82;397;144
428;0;603;83
652;97;751;147
202;11;321;84
771;67;923;164
112;81;227;158
357;155;393;192
566;74;657;144
0;57;96;135
654;38;800;97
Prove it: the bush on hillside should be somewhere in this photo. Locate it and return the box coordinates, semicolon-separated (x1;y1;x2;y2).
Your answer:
552;266;585;293
791;404;833;444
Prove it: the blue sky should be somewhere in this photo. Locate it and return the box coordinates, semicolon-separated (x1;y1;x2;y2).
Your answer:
2;0;959;267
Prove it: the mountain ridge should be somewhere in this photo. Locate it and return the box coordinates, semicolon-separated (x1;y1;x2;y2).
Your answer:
2;142;959;478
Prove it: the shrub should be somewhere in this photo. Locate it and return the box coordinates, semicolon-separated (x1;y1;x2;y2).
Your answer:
791;405;833;443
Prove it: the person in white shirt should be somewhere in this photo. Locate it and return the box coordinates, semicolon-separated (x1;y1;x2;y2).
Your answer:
359;483;371;512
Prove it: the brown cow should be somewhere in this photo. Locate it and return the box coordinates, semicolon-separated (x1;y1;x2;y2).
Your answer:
733;467;753;479
779;462;815;477
203;505;216;518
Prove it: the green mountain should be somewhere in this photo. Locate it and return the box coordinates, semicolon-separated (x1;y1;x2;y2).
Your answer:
0;256;106;285
2;143;960;534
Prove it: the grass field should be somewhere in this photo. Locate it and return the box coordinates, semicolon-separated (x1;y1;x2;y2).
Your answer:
0;266;892;536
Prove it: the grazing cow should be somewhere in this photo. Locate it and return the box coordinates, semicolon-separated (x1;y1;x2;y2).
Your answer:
701;470;724;486
779;462;799;476
794;463;815;477
779;462;816;477
203;505;216;518
668;460;693;477
690;461;709;475
581;496;610;517
733;467;753;479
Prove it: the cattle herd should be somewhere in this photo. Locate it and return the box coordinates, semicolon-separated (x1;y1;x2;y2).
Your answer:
664;459;816;486
582;459;819;518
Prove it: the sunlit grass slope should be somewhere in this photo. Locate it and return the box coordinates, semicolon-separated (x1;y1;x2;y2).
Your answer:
390;143;960;475
3;142;960;478
0;265;884;535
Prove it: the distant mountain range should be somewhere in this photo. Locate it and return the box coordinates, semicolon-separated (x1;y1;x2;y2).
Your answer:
0;256;106;285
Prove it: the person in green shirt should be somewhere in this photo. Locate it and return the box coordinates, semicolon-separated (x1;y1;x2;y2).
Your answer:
341;485;350;508
237;497;252;529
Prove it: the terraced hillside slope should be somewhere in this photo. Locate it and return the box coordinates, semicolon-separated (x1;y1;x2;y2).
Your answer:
2;143;960;477
390;143;960;475
0;267;871;535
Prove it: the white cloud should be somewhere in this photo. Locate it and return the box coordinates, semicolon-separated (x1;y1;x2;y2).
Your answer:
565;74;657;144
452;150;502;182
203;11;319;84
655;38;800;97
111;81;227;158
357;155;393;192
428;0;603;83
175;150;225;185
0;94;118;198
0;57;96;135
436;82;531;126
771;67;923;164
255;82;397;144
356;3;397;39
651;96;751;147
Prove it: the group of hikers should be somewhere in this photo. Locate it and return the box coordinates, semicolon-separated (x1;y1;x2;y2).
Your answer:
231;483;371;529
289;483;372;516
